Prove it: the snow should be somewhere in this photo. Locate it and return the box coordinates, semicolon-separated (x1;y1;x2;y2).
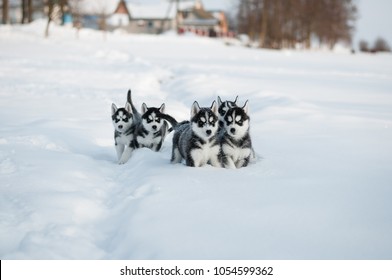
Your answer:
1;21;392;260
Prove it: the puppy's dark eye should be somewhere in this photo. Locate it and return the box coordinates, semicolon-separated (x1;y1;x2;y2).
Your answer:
155;118;160;122
219;107;226;116
198;121;204;127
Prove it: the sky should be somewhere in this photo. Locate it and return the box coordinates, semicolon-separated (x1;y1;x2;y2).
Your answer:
202;0;392;49
354;0;392;48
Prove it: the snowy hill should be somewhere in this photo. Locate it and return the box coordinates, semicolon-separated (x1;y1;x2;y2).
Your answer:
1;21;392;259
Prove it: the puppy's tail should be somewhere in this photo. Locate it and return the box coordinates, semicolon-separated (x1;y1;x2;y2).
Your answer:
158;113;185;133
127;89;142;121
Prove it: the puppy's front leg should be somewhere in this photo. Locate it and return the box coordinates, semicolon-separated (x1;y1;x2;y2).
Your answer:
209;155;222;168
224;157;236;169
115;143;125;161
118;145;134;164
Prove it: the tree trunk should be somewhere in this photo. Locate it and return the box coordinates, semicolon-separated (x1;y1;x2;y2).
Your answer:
2;0;9;24
60;0;66;25
28;0;33;23
21;0;27;23
45;1;54;38
259;0;268;48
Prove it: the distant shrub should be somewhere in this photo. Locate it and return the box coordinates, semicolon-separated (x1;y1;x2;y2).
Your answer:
373;37;391;52
359;40;369;52
359;37;391;53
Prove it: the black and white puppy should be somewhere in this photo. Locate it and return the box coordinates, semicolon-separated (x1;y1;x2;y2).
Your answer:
134;103;168;152
111;102;137;164
171;101;221;167
220;100;253;168
217;96;239;129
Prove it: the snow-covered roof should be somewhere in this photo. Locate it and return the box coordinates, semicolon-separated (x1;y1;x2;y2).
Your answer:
127;2;174;19
126;0;196;19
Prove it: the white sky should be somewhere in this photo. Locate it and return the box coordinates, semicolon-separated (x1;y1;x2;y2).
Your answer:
354;0;392;47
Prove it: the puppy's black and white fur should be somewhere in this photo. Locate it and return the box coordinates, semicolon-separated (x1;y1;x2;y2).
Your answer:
134;103;169;152
111;102;137;164
217;96;239;129
127;89;142;123
171;101;221;167
220;101;253;169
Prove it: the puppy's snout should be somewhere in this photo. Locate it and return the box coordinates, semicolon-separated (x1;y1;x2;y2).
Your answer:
230;128;236;134
206;129;212;135
152;125;157;130
118;125;123;129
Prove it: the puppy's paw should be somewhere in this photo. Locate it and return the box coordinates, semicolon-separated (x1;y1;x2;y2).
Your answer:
118;158;128;165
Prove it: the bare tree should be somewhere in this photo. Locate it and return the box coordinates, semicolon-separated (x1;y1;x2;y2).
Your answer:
2;0;9;24
21;0;27;23
44;0;54;37
20;0;33;23
359;40;369;52
236;0;357;50
28;0;33;22
373;37;391;52
44;0;68;37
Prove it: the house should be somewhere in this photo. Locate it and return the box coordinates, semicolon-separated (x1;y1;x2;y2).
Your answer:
209;10;229;37
177;1;218;36
108;0;229;37
107;0;130;28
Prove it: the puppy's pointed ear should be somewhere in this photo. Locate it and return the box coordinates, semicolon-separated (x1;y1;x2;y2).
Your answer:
243;100;249;114
159;103;165;113
234;95;239;104
142;103;148;114
191;101;200;118
111;103;118;115
125;102;133;114
217;96;223;106
211;100;218;115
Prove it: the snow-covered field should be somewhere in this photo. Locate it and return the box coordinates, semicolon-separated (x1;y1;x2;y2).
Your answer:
1;21;392;259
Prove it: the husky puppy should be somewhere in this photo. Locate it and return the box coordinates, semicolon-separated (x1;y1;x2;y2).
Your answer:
217;96;239;128
134;103;168;151
111;102;137;164
170;101;221;167
220;100;253;169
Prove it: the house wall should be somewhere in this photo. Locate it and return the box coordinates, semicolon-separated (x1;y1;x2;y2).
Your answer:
108;14;129;27
214;11;228;35
126;19;173;34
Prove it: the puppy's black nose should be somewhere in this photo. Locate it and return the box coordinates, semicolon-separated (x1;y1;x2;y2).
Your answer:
230;128;236;134
118;125;123;129
152;125;157;130
206;129;212;135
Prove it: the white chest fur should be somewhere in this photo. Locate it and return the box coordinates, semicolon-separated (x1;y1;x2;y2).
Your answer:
137;132;161;147
191;140;220;167
116;133;132;145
